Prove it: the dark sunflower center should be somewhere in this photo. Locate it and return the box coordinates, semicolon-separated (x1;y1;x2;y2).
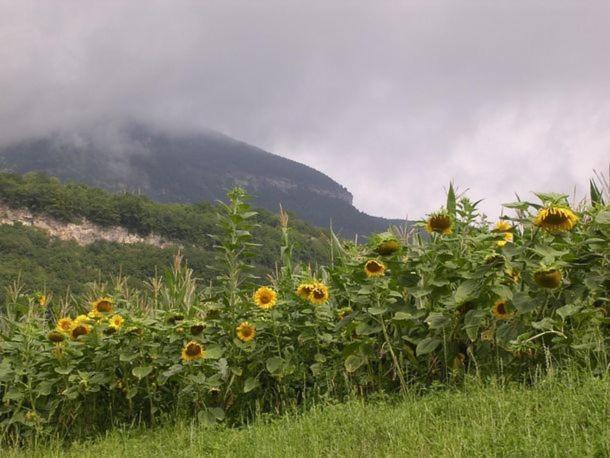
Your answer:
313;289;325;299
301;286;313;294
543;212;569;225
496;303;507;314
186;343;202;357
97;301;112;312
367;262;382;272
241;327;252;337
431;216;452;230
72;326;88;338
260;294;271;304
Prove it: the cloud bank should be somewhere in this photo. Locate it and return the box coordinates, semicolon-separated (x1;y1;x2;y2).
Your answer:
1;0;609;218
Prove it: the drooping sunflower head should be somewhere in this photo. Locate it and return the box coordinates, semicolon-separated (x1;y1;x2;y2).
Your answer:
91;297;114;314
364;259;386;278
533;206;578;233
236;321;256;342
253;286;277;310
167;314;185;324
376;239;401;256
497;232;514;247
310;283;330;305
181;341;205;362
71;324;91;340
491;300;514;320
296;283;314;300
55;317;74;334
494;220;512;233
425;212;453;235
190;323;205;336
47;331;66;343
533;269;563;289
108;314;125;330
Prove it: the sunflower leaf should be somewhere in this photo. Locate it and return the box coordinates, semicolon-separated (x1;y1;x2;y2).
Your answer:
132;366;153;380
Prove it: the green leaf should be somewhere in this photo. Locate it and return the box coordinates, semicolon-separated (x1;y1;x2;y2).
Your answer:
243;377;259;393
203;345;223;359
132;366;153;379
393;311;413;321
266;357;283;374
512;291;536;314
595;210;610;225
446;182;456;216
454;280;479;304
54;366;74;375
531;318;555;331
344;354;366;373
368;307;388;316
557;304;581;320
416;337;441;356
425;312;450;330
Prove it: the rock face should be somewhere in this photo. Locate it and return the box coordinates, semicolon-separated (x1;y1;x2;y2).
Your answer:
0;122;403;236
0;202;172;248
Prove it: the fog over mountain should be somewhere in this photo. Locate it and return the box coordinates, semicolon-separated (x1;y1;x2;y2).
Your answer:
1;1;609;219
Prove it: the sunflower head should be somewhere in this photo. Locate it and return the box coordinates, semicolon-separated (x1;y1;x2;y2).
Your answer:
425;212;453;235
533;269;563;289
71;324;91;340
480;328;494;342
296;283;314;300
497;232;514;247
337;307;353;321
491;300;514;320
376;239;401;256
504;268;521;284
253;286;277;310
494;220;512;232
108;314;125;330
47;331;65;343
181;341;205;362
167;314;185;324
364;259;386;278
236;321;256;342
310;283;330;305
74;314;90;326
37;294;48;307
533;206;578;233
88;309;103;320
91;297;114;314
55;317;74;334
190;323;205;336
484;253;505;266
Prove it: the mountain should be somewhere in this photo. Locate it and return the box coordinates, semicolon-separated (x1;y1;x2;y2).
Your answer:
0;122;404;236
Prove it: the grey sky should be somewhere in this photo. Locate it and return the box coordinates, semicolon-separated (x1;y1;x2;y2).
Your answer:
1;1;609;219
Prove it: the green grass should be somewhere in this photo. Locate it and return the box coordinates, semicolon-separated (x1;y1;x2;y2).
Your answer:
9;374;610;457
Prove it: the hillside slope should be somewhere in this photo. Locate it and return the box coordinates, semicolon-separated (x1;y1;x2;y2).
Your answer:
0;123;404;236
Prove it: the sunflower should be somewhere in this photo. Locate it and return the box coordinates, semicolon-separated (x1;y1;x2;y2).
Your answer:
37;294;48;306
310;283;330;305
504;268;521;284
533;206;578;233
181;341;205;362
55;317;74;334
190;323;205;336
167;314;185;324
296;283;314;300
337;307;353;321
236;321;256;342
71;324;91;340
480;329;494;342
253;286;277;310
47;331;65;343
425;212;453;235
491;300;514;320
88;309;103;320
376;239;401;256
364;259;386;278
108;314;125;330
74;314;90;326
497;232;513;247
494;220;512;232
533;269;563;289
91;297;114;314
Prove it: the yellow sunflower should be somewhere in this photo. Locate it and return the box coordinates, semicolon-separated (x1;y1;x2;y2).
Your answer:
533;206;578;233
91;297;114;314
310;283;330;305
296;283;314;300
108;314;125;330
494;220;512;232
74;314;90;326
181;341;205;362
504;268;521;284
55;317;74;334
88;309;103;320
491;300;514;320
253;286;277;310
533;269;563;289
425;212;453;235
337;307;353;321
497;232;514;247
236;321;256;342
47;331;65;343
376;239;401;256
364;259;386;278
37;294;48;306
71;324;91;340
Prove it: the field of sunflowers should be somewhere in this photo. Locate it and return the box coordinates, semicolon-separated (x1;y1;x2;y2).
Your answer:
0;181;609;444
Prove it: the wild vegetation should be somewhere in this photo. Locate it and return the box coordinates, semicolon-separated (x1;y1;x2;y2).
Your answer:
0;172;328;300
0;174;608;448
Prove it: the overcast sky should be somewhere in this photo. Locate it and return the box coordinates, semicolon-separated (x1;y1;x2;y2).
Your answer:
1;1;609;219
